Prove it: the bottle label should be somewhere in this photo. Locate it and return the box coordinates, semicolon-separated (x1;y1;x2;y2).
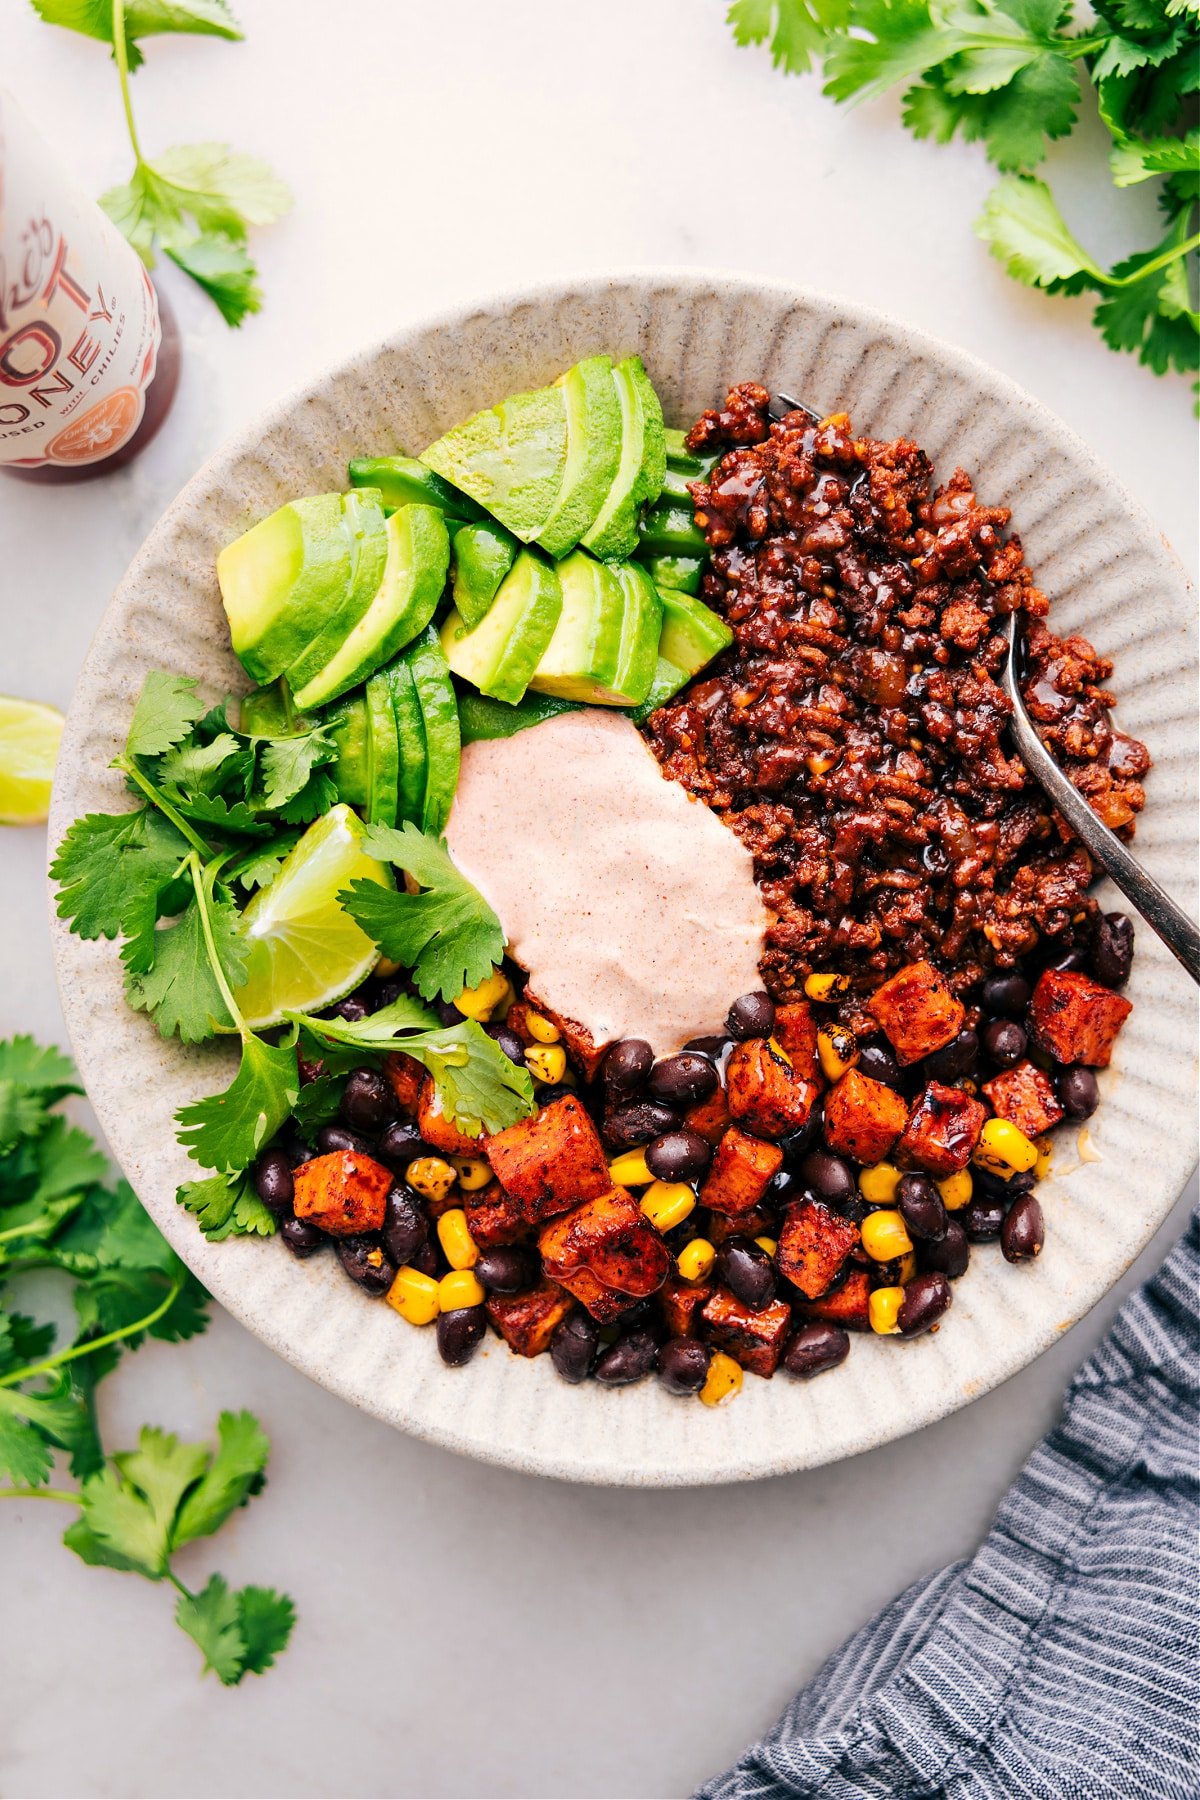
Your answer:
0;92;162;468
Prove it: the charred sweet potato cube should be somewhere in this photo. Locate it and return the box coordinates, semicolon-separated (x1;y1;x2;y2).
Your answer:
983;1060;1065;1139
417;1078;482;1157
726;1038;821;1139
1030;968;1132;1068
777;1198;860;1300
538;1188;670;1317
463;1180;525;1248
524;989;606;1080
486;1094;611;1222
659;1273;714;1337
293;1149;391;1237
707;1205;776;1246
867;960;965;1065
700;1125;784;1216
501;1001;537;1046
822;1068;909;1164
701;1288;792;1377
796;1266;872;1331
684;1082;732;1146
896;1081;986;1176
485;1280;574;1357
773;1001;821;1081
384;1051;424;1116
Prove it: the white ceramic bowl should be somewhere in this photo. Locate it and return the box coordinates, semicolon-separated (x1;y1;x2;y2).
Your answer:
48;272;1198;1485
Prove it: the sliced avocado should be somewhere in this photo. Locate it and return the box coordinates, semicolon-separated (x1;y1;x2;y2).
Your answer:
640;551;705;596
285;489;390;694
292;503;451;712
581;357;666;562
610;562;664;707
456;688;581;744
638;497;708;560
238;679;307;737
384;658;427;828
218;493;352;684
440;551;563;704
348;455;483;521
403;627;461;834
536;355;623;559
527;550;626;704
452;521;518;628
365;673;400;826
628;657;690;726
321;693;371;808
664;428;717;481
421;386;568;543
656;584;733;671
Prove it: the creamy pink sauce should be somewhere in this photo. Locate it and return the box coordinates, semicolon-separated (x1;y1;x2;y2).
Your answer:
444;709;768;1056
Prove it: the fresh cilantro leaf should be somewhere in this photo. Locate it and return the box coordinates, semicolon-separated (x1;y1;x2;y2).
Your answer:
341;822;505;1003
125;875;245;1043
0;1313;56;1377
69;1453;176;1577
1094;237;1200;373
975;172;1107;286
289;1071;345;1136
124;671;207;759
0;1382;91;1485
172;1409;268;1544
1110;128;1200;184
30;0;242;70
0;1407;54;1487
175;1035;299;1175
234;1585;296;1675
274;769;339;825
32;1115;112;1204
0;1082;51;1153
175;1574;246;1681
176;1170;276;1239
226;831;302;892
115;1426;211;1539
726;0;849;74
254;730;335;814
0;1037;79;1102
157;731;248;797
166;233;262;327
824;0;946;104
51;806;189;941
163;791;272;836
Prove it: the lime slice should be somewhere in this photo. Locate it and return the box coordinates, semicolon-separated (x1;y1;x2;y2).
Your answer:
0;695;64;826
236;803;392;1029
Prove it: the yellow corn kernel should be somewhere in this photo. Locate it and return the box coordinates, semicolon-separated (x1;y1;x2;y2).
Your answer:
608;1148;654;1188
766;1035;793;1066
1035;1136;1053;1180
804;972;851;1002
818;1024;860;1082
869;1286;905;1335
859;1161;902;1206
641;1180;696;1233
438;1269;486;1311
699;1350;743;1406
861;1208;913;1261
450;1155;492;1192
754;1236;778;1258
937;1169;973;1212
526;1044;567;1085
387;1266;440;1326
454;968;513;1022
437;1207;480;1271
405;1156;456;1205
973;1116;1038;1179
895;1250;918;1286
374;953;403;978
526;1011;561;1044
677;1238;715;1283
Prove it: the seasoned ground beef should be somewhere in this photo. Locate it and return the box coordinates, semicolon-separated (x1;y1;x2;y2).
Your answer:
645;385;1150;1000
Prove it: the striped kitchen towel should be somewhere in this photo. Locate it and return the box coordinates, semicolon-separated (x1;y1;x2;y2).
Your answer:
699;1209;1199;1800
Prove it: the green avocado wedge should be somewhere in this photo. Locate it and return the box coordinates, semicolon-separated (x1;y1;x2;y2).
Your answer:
440;551;563;704
285;488;389;695
348;455;484;522
452;520;518;628
627;657;690;726
218;493;352;684
384;657;427;828
611;562;664;707
420;385;568;544
581;357;666;563
402;627;461;834
656;582;733;672
535;355;623;559
456;688;581;744
238;679;307;737
292;503;451;712
364;672;400;826
527;550;626;704
321;692;371;808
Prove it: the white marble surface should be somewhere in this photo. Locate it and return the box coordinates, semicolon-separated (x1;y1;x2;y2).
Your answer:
1;3;1196;1795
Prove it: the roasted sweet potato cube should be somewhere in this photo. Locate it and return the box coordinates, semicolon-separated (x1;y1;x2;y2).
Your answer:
486;1094;611;1222
463;1180;525;1248
983;1061;1065;1139
417;1077;482;1157
524;989;606;1081
823;1068;909;1164
538;1188;670;1310
777;1198;860;1299
1030;968;1132;1068
501;1001;537;1046
867;960;965;1065
684;1082;732;1146
701;1288;792;1377
707;1205;777;1246
726;1038;821;1139
384;1051;424;1115
485;1280;574;1357
700;1126;784;1216
293;1149;391;1237
659;1273;714;1337
896;1081;986;1176
796;1266;872;1331
550;1265;645;1324
773;1001;820;1081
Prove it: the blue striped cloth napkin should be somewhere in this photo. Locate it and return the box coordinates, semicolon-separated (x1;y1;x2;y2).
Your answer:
699;1210;1199;1800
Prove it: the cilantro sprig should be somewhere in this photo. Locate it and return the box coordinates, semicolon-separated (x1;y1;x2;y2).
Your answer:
31;0;291;326
0;1038;295;1683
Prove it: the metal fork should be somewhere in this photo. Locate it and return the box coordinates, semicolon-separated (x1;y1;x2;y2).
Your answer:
767;393;1200;982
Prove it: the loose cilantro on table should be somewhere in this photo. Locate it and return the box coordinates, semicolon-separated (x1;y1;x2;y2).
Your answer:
0;1039;295;1683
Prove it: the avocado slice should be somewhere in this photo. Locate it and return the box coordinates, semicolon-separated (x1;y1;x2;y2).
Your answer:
610;562;664;707
440;551;563;704
420;386;568;544
292;503;451;712
535;355;623;559
456;688;581;744
581;357;666;563
452;521;518;628
403;627;461;834
285;489;390;695
238;679;308;737
384;658;427;828
638;497;708;560
628;657;690;726
218;493;352;684
348;455;483;522
639;551;706;596
656;583;733;672
320;692;371;808
364;672;400;826
527;550;626;704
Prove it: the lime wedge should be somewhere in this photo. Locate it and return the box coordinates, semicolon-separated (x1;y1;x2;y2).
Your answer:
0;695;64;826
236;804;392;1029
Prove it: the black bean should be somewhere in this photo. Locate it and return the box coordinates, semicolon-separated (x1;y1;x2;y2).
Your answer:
298;1052;325;1085
284;1134;314;1170
798;1150;856;1210
280;1216;325;1257
920;1219;969;1279
612;1297;660;1335
550;1311;599;1383
1001;1192;1045;1263
603;1038;654;1093
377;1119;426;1169
594;1328;659;1385
1058;1065;1099;1120
657;1336;711;1396
254;1147;294;1215
781;1322;850;1379
766;1165;805;1205
923;1028;978;1083
409;1240;440;1278
980;972;1031;1018
715;1238;776;1312
328;995;369;1022
897;1271;952;1337
371;979;406;1011
475;1246;538;1294
684;1034;729;1057
1050;945;1089;974
340;1066;397;1132
648;1052;718;1107
337;1236;395;1295
647;1127;712;1183
316;1124;372;1157
972;1164;1035;1204
436;1305;487;1366
1091;912;1134;988
381;1186;427;1266
857;1041;905;1091
981;1019;1027;1069
484;1022;527;1066
534;1083;575;1107
434;998;464;1027
897;1172;948;1242
603;1100;679;1150
726;991;776;1040
961;1196;1006;1242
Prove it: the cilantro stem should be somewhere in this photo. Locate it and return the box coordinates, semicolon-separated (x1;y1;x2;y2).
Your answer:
111;0;143;163
0;1275;184;1389
1105;231;1200;288
0;1487;78;1504
186;855;250;1038
118;758;212;859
